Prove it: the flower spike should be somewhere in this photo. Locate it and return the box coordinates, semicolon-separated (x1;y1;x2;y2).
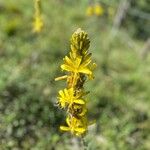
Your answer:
33;0;44;33
55;28;96;136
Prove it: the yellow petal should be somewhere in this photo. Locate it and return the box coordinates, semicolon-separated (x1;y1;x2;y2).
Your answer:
55;75;67;81
64;56;74;67
59;101;65;108
75;56;82;67
74;127;86;133
64;88;69;98
59;90;64;97
61;64;73;72
66;117;71;126
79;67;92;75
60;126;70;131
68;88;74;97
74;99;85;104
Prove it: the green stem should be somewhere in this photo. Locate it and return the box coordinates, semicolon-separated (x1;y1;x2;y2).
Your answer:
81;136;88;150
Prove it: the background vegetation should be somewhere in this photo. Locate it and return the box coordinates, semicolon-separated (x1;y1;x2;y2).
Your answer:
0;0;150;149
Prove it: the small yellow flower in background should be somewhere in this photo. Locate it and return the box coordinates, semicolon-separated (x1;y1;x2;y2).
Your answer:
33;0;43;33
86;5;94;16
33;16;43;33
94;3;104;16
55;28;96;136
86;3;104;17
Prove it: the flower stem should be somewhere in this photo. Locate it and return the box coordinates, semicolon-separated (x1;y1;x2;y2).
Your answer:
81;136;88;150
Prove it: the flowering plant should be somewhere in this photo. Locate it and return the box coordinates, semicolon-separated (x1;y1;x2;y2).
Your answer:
33;0;43;33
55;28;96;136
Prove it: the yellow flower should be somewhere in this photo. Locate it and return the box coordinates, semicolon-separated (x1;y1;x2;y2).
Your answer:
94;4;104;16
61;55;92;76
58;88;85;108
33;16;43;33
86;6;93;16
33;0;43;33
60;116;87;136
61;28;96;80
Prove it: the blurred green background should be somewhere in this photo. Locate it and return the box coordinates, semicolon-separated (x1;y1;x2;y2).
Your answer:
0;0;150;149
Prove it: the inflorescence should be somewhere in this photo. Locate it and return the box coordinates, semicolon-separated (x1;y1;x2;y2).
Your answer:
33;0;43;33
55;28;96;136
86;3;104;17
